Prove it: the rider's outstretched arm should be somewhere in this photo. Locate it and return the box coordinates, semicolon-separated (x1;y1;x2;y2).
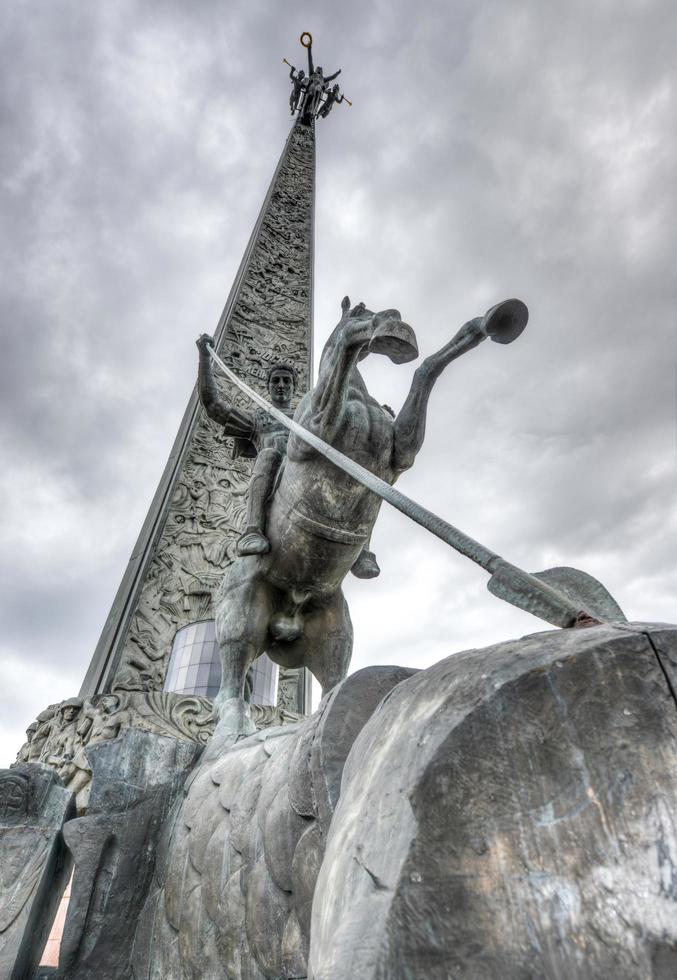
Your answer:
324;68;342;82
196;335;255;437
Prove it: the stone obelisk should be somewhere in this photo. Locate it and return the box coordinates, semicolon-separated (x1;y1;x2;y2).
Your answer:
80;118;316;712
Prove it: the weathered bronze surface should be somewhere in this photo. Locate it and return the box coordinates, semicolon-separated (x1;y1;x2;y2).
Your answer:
204;298;522;738
310;623;677;979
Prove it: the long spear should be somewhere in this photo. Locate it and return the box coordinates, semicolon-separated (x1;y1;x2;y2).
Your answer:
206;345;624;630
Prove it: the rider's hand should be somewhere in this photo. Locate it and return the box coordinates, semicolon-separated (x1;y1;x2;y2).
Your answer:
196;333;215;354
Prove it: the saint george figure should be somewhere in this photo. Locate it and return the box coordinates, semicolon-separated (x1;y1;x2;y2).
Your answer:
196;334;379;576
287;64;307;114
317;83;345;119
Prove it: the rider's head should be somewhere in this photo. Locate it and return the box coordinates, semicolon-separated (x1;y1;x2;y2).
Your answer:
268;364;295;408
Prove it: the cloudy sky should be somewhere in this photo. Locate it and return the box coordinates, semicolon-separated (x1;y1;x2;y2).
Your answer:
1;0;675;765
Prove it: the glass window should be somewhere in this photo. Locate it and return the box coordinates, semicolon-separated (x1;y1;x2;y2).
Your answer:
164;620;278;705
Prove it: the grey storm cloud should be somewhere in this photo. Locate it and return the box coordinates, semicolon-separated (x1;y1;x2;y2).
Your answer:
1;0;675;762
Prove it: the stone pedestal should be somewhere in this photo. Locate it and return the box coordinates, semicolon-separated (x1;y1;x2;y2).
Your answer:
56;728;199;979
0;764;74;980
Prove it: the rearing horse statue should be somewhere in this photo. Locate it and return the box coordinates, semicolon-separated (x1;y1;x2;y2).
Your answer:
201;296;525;739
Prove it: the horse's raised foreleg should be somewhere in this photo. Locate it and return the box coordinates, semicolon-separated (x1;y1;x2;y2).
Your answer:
392;317;485;473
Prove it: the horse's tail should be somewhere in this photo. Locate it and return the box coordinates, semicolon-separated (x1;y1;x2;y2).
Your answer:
269;612;304;643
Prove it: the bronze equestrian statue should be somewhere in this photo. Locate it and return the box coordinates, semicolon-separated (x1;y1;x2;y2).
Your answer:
197;296;525;738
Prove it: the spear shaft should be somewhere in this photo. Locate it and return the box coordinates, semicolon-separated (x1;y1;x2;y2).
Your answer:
206;345;593;629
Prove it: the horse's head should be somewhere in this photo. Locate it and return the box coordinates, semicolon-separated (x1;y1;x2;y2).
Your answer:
319;297;419;376
369;309;419;364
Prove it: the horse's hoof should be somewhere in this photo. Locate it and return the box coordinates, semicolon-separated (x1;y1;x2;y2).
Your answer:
351;550;381;579
214;695;256;729
369;313;418;364
202;698;257;762
237;529;271;556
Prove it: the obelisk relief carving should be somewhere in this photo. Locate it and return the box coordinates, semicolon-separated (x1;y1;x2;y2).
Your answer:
78;118;316;705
